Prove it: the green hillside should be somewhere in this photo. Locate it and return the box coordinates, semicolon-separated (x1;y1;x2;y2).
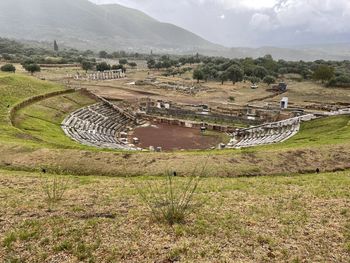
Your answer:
0;0;217;52
0;73;95;149
0;73;63;147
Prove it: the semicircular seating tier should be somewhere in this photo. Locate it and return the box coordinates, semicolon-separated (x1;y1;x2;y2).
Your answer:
61;102;136;150
228;115;317;148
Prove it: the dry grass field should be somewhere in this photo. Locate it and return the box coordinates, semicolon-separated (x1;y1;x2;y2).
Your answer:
1;169;349;262
268;80;350;108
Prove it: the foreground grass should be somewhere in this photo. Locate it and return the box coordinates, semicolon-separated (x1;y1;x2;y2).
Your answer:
0;169;349;262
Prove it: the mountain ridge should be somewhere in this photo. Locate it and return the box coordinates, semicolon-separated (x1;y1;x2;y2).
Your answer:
0;0;219;52
0;0;350;61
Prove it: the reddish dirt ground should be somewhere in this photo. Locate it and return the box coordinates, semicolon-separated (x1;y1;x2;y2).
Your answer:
130;124;221;150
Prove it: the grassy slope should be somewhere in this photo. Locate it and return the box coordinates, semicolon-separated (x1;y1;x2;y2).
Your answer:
0;72;99;151
0;73;63;147
253;115;350;151
13;92;96;149
0;169;349;262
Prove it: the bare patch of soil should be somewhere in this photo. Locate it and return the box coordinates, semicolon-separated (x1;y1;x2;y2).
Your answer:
131;123;222;150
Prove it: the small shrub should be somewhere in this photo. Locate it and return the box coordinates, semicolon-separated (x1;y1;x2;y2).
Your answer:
42;175;69;210
136;170;206;225
229;96;235;102
1;64;16;73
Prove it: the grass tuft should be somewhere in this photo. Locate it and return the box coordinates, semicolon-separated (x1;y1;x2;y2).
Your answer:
135;170;205;225
42;175;69;210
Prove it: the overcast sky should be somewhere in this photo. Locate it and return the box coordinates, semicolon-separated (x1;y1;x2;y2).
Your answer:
89;0;350;47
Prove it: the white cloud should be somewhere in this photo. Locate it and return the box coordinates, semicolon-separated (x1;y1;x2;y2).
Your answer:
249;13;271;30
219;14;225;19
215;0;278;9
249;0;350;34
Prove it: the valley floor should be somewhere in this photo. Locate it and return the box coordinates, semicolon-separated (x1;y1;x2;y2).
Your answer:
0;169;349;262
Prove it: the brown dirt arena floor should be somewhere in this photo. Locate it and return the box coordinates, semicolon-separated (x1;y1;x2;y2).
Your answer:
130;123;222;150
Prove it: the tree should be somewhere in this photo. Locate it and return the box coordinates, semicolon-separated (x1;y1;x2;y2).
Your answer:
23;63;41;75
313;65;335;83
155;62;163;70
2;53;12;61
54;40;59;52
128;62;137;69
111;64;126;73
253;66;268;79
263;75;276;86
163;60;172;69
226;65;243;84
243;65;255;77
119;59;128;65
328;74;350;87
0;64;16;73
201;65;213;82
147;59;156;69
193;68;204;83
247;76;261;84
111;52;121;59
81;61;93;72
96;62;111;72
218;71;228;85
99;51;108;59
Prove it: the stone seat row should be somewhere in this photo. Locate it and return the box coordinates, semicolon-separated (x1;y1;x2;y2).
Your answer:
61;102;136;150
229;117;302;148
234;125;299;147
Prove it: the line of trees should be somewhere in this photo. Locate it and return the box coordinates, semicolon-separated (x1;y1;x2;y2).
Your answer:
146;53;350;87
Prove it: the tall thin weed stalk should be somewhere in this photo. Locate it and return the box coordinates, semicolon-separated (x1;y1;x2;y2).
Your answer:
135;167;207;225
42;175;69;210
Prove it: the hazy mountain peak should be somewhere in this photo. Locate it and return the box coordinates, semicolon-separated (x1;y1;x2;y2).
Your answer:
0;0;217;52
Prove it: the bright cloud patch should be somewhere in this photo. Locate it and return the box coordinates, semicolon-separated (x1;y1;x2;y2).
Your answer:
89;0;350;46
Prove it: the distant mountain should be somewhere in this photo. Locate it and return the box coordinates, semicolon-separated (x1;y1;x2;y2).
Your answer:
0;0;349;61
0;0;221;52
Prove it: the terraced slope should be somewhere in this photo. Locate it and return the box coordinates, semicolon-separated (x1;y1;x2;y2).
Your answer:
0;73;63;147
13;92;97;149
